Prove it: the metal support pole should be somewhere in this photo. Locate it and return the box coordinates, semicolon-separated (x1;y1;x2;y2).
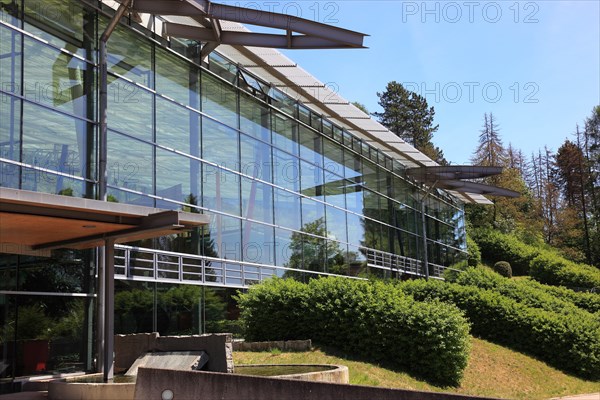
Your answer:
103;239;116;382
97;0;132;381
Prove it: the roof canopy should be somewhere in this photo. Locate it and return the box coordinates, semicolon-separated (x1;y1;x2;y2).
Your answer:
0;188;208;256
406;166;521;202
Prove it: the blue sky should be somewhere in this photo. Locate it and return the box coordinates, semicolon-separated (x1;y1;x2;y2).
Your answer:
266;0;600;164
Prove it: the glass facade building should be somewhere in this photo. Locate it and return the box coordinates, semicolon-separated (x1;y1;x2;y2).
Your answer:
0;0;467;389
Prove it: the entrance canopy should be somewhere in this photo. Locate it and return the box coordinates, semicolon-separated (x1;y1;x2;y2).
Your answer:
0;188;209;257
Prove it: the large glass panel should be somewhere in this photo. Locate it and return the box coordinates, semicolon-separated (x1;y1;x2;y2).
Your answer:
345;182;363;215
156;96;200;157
301;197;325;229
271;112;298;156
242;222;274;265
274;227;293;271
202;165;240;217
272;149;299;192
201;73;237;128
202;117;239;170
346;213;365;247
0;161;19;188
115;280;155;334
300;161;324;199
363;188;380;222
208;213;242;261
106;22;153;88
21;102;93;181
156;283;202;336
322;137;344;178
21;167;89;197
107;77;153;140
273;188;301;231
362;160;379;191
107;130;153;202
156;147;194;205
24;0;96;61
342;148;361;182
298;126;323;167
323;174;346;209
23;36;95;119
240;134;271;182
0;23;21;97
239;92;270;141
0;94;20;163
241;177;273;224
326;205;347;244
155;46;199;107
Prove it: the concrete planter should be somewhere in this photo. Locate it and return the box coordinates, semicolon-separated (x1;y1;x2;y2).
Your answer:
48;374;135;400
236;364;349;384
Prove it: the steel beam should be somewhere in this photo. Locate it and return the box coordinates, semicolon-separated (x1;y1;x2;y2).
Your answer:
133;0;366;47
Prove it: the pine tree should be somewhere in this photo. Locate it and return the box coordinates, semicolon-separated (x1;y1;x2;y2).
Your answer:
373;81;445;163
472;113;506;167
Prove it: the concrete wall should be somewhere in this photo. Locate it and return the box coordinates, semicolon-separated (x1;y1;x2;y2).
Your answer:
233;339;312;352
114;333;233;373
134;368;500;400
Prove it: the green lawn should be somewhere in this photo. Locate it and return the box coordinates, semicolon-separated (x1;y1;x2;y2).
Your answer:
234;337;600;400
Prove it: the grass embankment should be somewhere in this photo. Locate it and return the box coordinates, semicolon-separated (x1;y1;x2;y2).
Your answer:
234;338;600;400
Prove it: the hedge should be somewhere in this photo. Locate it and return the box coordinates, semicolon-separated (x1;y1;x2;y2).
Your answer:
466;235;481;267
398;279;600;380
522;278;600;314
453;267;599;319
530;252;600;290
471;229;537;275
237;277;471;386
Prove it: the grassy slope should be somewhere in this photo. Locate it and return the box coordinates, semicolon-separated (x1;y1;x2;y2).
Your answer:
234;337;600;400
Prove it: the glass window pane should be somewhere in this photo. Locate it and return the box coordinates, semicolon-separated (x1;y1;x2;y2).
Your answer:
202;165;240;216
347;213;365;246
326;205;347;244
23;36;95;119
156;147;197;204
107;131;153;200
107;77;153;140
342;149;361;182
156;47;199;107
271;112;298;156
301;197;325;228
0;95;20;163
300;161;324;199
0;24;21;95
208;213;242;261
22;102;93;180
241;177;273;224
239;92;270;141
24;0;96;61
272;149;300;192
299;126;323;167
362;160;378;191
274;188;300;230
322;137;344;178
202;117;239;170
0;161;19;188
156;96;200;157
242;222;274;265
274;227;293;269
21;167;89;197
345;182;363;215
201;73;237;128
240;134;271;181
107;23;153;88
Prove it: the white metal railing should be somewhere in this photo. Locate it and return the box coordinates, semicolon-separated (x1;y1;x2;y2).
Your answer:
363;248;446;279
114;245;277;288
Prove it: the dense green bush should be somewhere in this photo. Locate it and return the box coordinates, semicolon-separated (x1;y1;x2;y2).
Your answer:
454;267;598;319
493;261;512;278
398;279;600;380
530;252;600;290
523;279;600;314
471;230;538;275
237;277;471;386
466;235;481;267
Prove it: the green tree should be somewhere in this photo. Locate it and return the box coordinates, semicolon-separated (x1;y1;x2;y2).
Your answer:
351;101;369;114
373;81;445;163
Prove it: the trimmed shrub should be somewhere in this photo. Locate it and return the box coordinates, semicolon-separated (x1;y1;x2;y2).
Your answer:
467;235;481;267
493;261;512;278
237;277;471;386
471;229;537;275
530;252;600;290
523;279;600;314
398;279;600;380
455;267;598;319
